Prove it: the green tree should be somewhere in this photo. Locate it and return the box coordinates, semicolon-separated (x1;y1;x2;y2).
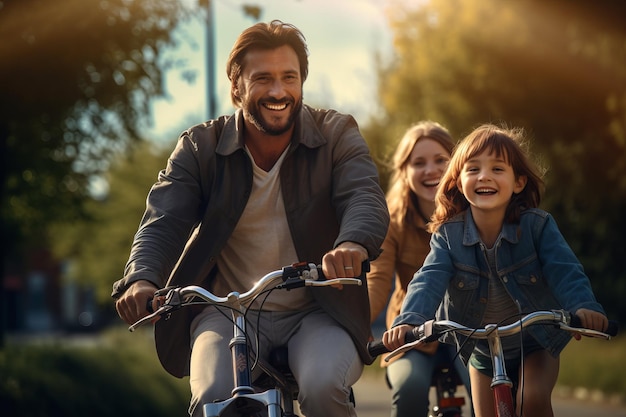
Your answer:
365;0;626;320
0;0;200;346
0;0;189;265
51;141;172;304
18;0;262;312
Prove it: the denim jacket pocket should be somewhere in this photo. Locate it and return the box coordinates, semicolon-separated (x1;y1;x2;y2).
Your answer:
510;268;560;311
442;272;482;345
512;271;543;286
509;259;544;286
450;272;480;292
447;272;480;317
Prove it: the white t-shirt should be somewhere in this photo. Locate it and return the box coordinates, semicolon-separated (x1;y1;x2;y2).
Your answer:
212;146;315;311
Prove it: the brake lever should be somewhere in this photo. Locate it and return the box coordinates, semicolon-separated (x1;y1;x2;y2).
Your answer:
128;307;167;332
129;287;183;332
277;277;363;290
383;338;426;362
559;324;613;340
308;278;362;287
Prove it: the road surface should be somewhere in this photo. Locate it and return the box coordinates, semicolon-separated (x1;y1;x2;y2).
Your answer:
353;371;626;417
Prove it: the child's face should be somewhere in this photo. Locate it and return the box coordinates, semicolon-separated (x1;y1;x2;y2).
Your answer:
456;150;527;216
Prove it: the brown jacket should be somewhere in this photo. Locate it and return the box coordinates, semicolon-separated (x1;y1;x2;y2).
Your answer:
112;105;389;377
367;209;432;365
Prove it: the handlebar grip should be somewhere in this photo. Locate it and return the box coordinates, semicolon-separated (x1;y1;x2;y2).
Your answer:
362;259;371;274
366;325;422;358
607;321;619;337
569;314;619;337
315;260;370;280
367;340;389;358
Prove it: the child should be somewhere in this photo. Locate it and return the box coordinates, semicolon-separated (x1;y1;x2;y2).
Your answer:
382;124;608;417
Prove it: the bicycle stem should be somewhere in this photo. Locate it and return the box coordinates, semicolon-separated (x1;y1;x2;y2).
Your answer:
487;325;513;389
230;312;255;396
486;324;515;417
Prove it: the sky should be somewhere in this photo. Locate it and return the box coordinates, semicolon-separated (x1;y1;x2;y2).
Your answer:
147;0;394;142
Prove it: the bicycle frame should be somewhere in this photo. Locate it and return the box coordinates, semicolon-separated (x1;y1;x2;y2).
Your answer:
203;306;282;417
484;324;514;417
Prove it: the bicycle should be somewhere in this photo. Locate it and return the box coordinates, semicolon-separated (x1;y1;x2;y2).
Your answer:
374;349;468;417
129;261;364;417
428;361;467;417
368;310;619;417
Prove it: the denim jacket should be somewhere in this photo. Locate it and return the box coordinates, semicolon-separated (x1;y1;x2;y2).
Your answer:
393;208;605;363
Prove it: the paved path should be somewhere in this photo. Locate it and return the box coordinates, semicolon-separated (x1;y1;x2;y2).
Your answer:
353;371;472;417
353;370;626;417
353;373;393;416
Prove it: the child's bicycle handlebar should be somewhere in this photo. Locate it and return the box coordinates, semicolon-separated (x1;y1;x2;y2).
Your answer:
367;310;619;361
368;310;618;417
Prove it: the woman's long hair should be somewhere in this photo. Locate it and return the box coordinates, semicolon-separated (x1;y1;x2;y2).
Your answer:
429;124;545;233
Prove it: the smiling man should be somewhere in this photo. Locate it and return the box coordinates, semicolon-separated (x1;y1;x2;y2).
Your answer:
236;44;303;170
112;20;389;417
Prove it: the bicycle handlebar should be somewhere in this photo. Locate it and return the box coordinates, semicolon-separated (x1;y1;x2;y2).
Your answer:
129;261;366;332
367;310;619;361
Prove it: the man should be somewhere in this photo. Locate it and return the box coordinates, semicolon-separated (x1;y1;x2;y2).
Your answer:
112;20;389;417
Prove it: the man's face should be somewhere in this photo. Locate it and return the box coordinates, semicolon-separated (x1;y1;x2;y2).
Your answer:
237;45;303;135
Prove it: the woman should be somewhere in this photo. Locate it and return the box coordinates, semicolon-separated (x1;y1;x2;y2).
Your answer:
368;121;472;417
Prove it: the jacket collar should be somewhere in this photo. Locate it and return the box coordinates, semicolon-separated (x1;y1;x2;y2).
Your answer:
461;210;520;246
215;105;327;156
405;201;429;231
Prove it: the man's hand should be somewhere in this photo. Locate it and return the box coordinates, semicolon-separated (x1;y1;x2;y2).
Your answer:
115;280;158;325
321;241;368;289
321;241;368;286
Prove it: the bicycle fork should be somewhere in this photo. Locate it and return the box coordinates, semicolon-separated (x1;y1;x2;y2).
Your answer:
203;313;283;417
486;325;515;417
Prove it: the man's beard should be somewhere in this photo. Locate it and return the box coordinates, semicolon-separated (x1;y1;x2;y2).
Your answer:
244;97;303;136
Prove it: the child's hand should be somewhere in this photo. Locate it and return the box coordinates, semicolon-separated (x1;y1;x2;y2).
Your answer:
416;340;440;355
572;308;608;340
382;324;415;351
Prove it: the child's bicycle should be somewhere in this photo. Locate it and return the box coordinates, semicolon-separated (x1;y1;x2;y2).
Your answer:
368;310;619;417
129;261;364;417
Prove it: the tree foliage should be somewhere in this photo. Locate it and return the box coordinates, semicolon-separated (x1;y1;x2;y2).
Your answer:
50;141;172;303
0;0;189;264
365;0;626;320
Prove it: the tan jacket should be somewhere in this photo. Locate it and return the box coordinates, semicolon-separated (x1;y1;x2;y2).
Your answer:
367;210;432;365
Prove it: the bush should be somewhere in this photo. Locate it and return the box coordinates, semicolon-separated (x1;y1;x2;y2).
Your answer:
558;333;626;396
0;327;189;417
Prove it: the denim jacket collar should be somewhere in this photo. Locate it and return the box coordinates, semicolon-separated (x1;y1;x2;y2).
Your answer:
462;210;521;247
